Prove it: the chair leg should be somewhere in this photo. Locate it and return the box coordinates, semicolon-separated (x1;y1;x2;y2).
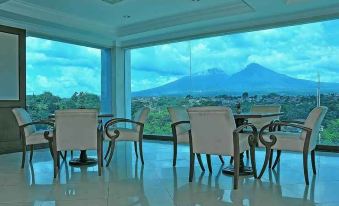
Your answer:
272;150;281;170
269;149;274;169
21;145;26;168
230;156;233;165
59;151;66;161
71;150;74;158
196;154;205;171
53;144;58;178
189;152;195;182
134;141;139;159
311;150;316;175
234;150;240;189
106;141;115;167
104;141;112;160
218;155;224;164
303;151;309;185
206;154;212;173
29;145;34;162
97;140;102;176
250;147;257;178
139;141;144;165
258;146;272;179
246;150;249;159
63;151;67;160
173;139;177;167
57;152;60;168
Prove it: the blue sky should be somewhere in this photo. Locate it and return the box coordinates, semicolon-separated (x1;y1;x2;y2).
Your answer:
27;19;339;96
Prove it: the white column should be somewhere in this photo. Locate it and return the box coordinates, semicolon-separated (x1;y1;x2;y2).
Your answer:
101;46;133;165
101;46;131;118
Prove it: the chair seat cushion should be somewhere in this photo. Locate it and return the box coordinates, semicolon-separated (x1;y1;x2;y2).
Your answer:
260;131;304;152
105;128;139;141
26;130;51;145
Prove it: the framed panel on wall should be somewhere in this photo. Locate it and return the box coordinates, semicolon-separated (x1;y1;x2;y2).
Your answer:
0;25;26;107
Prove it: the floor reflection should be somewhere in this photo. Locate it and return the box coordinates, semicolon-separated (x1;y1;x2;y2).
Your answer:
0;141;338;205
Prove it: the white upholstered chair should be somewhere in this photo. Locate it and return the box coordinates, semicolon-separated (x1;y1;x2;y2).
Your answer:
248;105;282;130
168;106;224;170
12;108;54;168
258;106;328;185
104;107;150;166
47;109;103;178
187;106;258;189
248;105;281;168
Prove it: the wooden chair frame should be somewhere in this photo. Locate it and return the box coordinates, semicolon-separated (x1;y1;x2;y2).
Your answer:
104;118;143;166
19;120;54;168
258;121;314;185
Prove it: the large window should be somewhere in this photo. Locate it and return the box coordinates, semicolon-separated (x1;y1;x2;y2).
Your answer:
26;37;101;121
131;19;339;146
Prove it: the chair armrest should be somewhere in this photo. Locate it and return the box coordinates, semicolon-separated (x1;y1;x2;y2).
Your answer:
279;119;305;124
104;118;144;128
258;122;312;148
171;120;190;129
21;120;54;128
104;118;143;140
261;122;311;133
233;123;258;146
43;130;54;142
98;114;114;118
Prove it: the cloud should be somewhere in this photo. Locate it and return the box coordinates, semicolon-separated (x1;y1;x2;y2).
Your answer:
131;41;190;76
26;37;101;97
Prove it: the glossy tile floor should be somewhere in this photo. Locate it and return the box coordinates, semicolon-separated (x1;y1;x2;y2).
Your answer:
0;141;338;206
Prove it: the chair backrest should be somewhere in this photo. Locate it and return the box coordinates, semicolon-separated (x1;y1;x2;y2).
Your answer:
248;105;281;130
132;107;150;131
302;106;328;150
167;106;190;134
55;109;98;151
12;108;36;137
187;106;236;156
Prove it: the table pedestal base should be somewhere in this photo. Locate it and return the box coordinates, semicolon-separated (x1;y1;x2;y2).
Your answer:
222;153;253;176
222;166;253;176
69;150;97;166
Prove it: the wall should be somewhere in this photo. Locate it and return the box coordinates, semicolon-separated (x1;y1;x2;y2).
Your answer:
0;25;26;154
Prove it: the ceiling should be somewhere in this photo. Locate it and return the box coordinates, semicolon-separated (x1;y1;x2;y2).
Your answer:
0;0;339;48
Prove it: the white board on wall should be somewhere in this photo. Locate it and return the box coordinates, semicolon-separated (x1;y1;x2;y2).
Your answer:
0;31;19;100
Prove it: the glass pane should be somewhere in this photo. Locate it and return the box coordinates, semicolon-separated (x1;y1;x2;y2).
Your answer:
26;37;101;126
190;20;338;145
131;42;190;135
130;18;339;146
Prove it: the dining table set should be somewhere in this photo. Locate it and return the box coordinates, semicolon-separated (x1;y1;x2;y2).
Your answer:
12;104;327;190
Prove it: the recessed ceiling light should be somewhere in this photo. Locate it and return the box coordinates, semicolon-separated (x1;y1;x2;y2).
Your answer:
192;0;200;2
123;15;131;19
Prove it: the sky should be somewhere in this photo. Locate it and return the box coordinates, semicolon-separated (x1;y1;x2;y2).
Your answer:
26;37;101;97
131;19;339;91
26;19;339;96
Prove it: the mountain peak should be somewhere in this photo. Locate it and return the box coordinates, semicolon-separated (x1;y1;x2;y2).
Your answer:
241;63;274;74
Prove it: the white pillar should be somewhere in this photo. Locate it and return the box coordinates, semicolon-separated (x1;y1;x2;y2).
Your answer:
101;46;133;166
101;46;131;118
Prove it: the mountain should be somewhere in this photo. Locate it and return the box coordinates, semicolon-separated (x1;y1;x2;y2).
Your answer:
133;68;229;96
132;63;339;97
